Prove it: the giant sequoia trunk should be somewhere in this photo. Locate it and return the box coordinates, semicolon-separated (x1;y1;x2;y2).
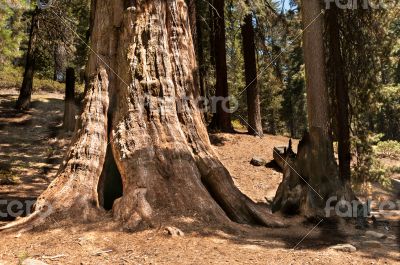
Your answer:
272;0;355;217
1;0;282;232
241;11;263;137
16;8;38;110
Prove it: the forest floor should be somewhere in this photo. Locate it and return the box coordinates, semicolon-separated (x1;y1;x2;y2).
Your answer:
0;88;399;265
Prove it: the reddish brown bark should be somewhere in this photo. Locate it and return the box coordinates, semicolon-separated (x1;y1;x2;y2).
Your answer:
327;5;351;183
241;11;263;136
272;0;355;217
1;0;283;232
209;0;232;132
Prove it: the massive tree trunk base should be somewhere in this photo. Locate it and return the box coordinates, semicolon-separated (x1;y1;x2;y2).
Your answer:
1;68;283;234
272;128;356;218
1;0;286;234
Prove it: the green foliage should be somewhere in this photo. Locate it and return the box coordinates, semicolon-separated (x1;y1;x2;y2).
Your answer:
0;65;84;93
0;0;91;80
223;0;306;136
232;119;246;131
352;133;391;187
34;0;90;77
0;169;19;185
0;64;22;88
0;0;29;68
335;4;400;185
375;85;400;140
375;140;400;159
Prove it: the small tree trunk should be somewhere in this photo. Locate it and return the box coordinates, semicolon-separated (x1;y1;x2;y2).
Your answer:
241;11;263;136
327;5;351;183
63;68;76;132
187;0;197;51
53;42;66;82
209;0;232;131
195;0;206;98
272;0;355;217
16;8;38;111
188;0;205;101
395;58;400;85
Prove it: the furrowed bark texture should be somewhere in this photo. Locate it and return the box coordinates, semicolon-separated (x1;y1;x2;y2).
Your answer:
3;0;283;231
34;68;110;220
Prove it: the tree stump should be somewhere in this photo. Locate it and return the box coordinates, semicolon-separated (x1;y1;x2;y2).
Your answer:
272;128;356;217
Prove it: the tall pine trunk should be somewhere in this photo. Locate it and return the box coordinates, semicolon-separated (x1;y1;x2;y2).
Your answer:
53;42;66;82
1;0;282;232
241;11;263;136
195;0;206;98
209;0;232;131
327;5;351;183
272;0;355;217
188;0;205;98
16;8;38;110
395;58;400;84
62;67;76;132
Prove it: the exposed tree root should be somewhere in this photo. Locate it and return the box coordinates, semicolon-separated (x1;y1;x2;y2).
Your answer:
0;212;43;233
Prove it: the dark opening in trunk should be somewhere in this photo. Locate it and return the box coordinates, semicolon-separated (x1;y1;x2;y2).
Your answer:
98;146;123;210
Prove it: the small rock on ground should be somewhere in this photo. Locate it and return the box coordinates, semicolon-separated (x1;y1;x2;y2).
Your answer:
250;157;267;166
366;230;387;239
22;259;48;265
329;244;357;253
165;226;184;237
362;240;383;247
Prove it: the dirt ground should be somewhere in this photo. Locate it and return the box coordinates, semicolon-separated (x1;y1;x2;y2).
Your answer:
0;89;399;264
